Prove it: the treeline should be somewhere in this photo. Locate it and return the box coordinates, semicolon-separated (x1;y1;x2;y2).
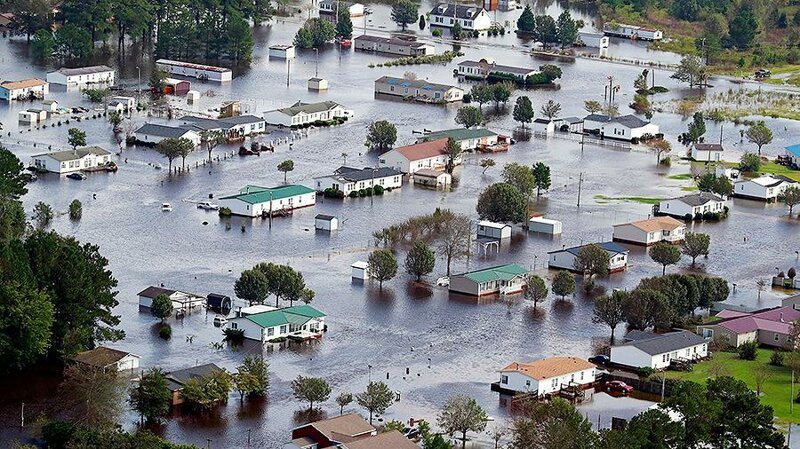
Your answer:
0;146;123;373
9;0;270;63
517;7;583;49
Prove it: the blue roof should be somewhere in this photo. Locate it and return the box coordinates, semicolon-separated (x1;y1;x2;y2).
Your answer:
786;144;800;157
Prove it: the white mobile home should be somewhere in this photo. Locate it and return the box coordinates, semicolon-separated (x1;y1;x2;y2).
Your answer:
448;264;528;296
218;184;316;217
528;217;562;235
691;143;724;162
374;76;464;103
155;59;232;82
548;242;628;273
379;138;455;174
226;305;326;343
497;357;596;396
417;128;499;151
734;175;796;201
354;35;435;56
73;347;140;372
133;123;201;146
456;59;539;80
137;286;205;311
600;115;659;141
314;166;403;197
0;79;49;101
612;216;686;246
603;23;663;41
46;66;115;86
610;331;708;370
476;221;511;239
657;192;726;219
263;100;352;127
31;147;112;174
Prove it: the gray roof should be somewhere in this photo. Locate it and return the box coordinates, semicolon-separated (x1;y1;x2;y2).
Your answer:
612;114;650;128
623;330;657;341
276;100;343;116
375;76;459;92
54;65;114;76
559;116;584;124
457;60;537;76
316;214;336;220
221;114;264;125
548;241;628;256
166;363;223;391
619;331;707;356
694;143;724;151
137;286;176;298
34;146;110;162
135;123;195;138
430;3;485;19
584;114;610;122
181;116;224;130
355;35;430;48
673;192;725;206
332;166;403;182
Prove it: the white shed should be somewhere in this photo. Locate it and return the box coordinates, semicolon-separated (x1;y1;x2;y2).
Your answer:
308;77;329;91
18;110;38;123
529;217;562;235
269;44;296;59
477;220;511;239
351;261;370;280
187;90;200;104
315;214;339;231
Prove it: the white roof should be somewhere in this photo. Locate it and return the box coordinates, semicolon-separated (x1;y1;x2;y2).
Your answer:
745;175;793;187
478;220;509;229
351;261;369;269
529;217;561;225
239;305;276;315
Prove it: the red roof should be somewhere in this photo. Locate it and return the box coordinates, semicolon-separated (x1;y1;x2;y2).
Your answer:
393;138;448;161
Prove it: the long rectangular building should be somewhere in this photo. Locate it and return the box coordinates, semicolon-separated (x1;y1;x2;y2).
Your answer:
155;59;233;82
354;35;435;56
218;184;316;217
374;76;463;103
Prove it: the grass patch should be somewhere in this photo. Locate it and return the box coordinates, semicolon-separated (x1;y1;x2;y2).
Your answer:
594;195;662;205
699;160;800;182
681;186;699;191
667;173;694;180
663;348;798;425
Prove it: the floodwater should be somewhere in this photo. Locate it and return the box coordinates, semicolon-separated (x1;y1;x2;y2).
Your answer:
1;0;800;447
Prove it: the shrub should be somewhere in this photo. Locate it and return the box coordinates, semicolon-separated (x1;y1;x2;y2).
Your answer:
694;213;703;221
583;278;596;293
223;327;245;342
374;185;385;195
432;29;442;37
683;213;693;222
638;366;655;378
770;351;785;366
358;189;367;197
218;207;232;217
738;341;758;360
348;191;358;198
630;137;640;144
42;421;78;448
364;187;373;196
463;93;472;103
703;211;716;220
68;199;82;220
659;156;671;166
159;325;172;340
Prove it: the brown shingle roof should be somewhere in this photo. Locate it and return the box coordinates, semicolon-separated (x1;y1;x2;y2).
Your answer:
1;78;47;90
303;413;375;441
73;346;136;368
392;138;448;161
501;356;594;380
343;431;418;449
614;216;684;232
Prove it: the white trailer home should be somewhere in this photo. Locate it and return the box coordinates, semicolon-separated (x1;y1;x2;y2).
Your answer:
548;242;629;273
603;23;663;41
31;147;112;174
497;357;596;396
610;331;708;370
428;3;492;31
734;175;796;201
0;79;49;101
612;216;686;246
528;217;562;235
46;66;115;86
155;59;233;82
137;286;205;311
657;192;726;219
448;264;527;297
218;184;316;217
225;305;326;343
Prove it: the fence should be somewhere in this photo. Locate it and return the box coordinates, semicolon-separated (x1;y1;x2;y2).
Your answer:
532;131;635;152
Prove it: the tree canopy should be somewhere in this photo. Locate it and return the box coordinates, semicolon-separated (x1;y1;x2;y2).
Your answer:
476;183;527;223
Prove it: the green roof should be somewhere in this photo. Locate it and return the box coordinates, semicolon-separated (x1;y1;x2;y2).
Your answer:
245;305;326;328
460;264;527;283
220;184;315;204
422;128;498;142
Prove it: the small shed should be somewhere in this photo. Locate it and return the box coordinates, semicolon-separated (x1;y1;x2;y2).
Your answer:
220;100;241;118
207;293;232;313
73;346;140;372
187;90;200;104
42;99;59;112
315;214;339;231
477;220;512;239
164;78;191;95
18;110;38;123
351;261;369;280
413;169;451;187
106;101;125;114
308;77;329;91
529;217;562;235
532;118;555;135
269;44;296;59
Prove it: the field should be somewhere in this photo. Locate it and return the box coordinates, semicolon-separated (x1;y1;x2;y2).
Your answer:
695;160;800;182
662;348;799;425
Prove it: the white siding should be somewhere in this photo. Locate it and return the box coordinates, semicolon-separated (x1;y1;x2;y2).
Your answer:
218;192;317;218
499;368;595;395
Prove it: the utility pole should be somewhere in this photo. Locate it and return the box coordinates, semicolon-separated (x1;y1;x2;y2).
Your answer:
580;133;585;154
269;191;274;229
577;172;583;208
370;166;376;206
20;402;24;428
314;48;319;77
286;59;291;87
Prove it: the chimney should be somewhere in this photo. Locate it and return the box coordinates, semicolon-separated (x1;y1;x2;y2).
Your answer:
780;312;784;322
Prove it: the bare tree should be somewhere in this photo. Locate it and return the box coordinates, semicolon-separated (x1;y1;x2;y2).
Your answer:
58;364;127;428
754;365;771;396
437;214;471;276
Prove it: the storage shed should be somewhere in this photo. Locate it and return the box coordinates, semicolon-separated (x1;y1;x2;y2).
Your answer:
308;77;329;91
187;90;200;104
315;214;339;231
413;169;451;187
269;44;296;59
529;217;562;235
476;220;511;239
164;78;191;95
351;261;369;280
18;110;38;123
207;293;232;313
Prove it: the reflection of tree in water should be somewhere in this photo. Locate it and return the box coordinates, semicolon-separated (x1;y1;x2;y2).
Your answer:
550;297;575;319
293;407;328;425
173;404;229;430
236;395;267;420
405;281;434;300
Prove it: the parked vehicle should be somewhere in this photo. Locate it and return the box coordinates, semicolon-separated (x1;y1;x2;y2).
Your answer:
755;69;771;79
588;355;610;365
105;161;118;172
161;203;173;211
197;201;219;210
66;172;87;180
436;276;450;287
212;316;228;327
606;380;634;394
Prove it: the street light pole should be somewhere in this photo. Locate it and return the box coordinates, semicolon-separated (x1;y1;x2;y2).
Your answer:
314;48;319;77
136;66;141;95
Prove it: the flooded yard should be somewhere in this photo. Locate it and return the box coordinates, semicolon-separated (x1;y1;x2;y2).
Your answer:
1;1;799;447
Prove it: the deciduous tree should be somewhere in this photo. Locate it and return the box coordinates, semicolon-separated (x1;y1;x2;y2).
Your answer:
593;290;627;342
0;147;29;201
291;376;331;411
336;392;353;415
0;283;53;372
33;201;53;229
513;96;534;128
405;240;435;281
365;120;397;150
234;269;270;305
784;185;800;215
745;122;773;156
551;270;576;301
480;158;496;174
368;249;398;289
455;106;483;129
294;18;336;48
129;368;171;424
277;160;294;182
532;162;551;196
517;5;535;33
356;381;395;424
683;232;710;266
437;213;471;276
437;395;488;449
67;128;87;151
476;183;526;223
584;100;602;113
150;293;173;322
649;241;682;275
233;355;269;401
573;244;610;278
539;99;561;119
524;274;548;310
391;0;418;30
444;137;462;174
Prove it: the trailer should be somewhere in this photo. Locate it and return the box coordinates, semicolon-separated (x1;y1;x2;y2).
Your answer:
155;59;233;82
529;217;562;235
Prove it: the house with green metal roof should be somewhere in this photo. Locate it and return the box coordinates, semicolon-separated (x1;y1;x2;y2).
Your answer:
218;184;316;217
226;305;327;342
417;128;500;151
449;264;528;297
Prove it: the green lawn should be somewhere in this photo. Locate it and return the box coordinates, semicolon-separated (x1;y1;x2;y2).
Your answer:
594;195;662;205
663;348;799;425
698;160;800;182
667;173;694;180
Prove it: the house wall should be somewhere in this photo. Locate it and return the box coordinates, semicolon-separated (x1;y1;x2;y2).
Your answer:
134;131;201;147
659;199;725;218
613;225;685;245
691;148;723;162
450;276;524;296
430;10;491;30
46;70;115;86
0;83;49;101
610;346;654;369
734;180;790;200
315;174;403;196
758;329;793;349
548;251;627;272
117;355;140;371
156;62;231;82
528;219;561;234
583;118;606;132
532;121;555;135
499;368;595;395
498;371;542;394
379;151;452;174
448;276;479;296
374;81;462;103
227;317;268;342
219;192;316;217
476;224;511;239
355;39;433;56
265;106;347;127
315;218;338;231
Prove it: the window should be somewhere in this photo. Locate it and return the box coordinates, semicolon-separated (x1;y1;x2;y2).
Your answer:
267;327;274;336
551;379;557;388
231;322;238;329
280;325;288;334
500;375;508;384
775;333;780;341
525;380;531;387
